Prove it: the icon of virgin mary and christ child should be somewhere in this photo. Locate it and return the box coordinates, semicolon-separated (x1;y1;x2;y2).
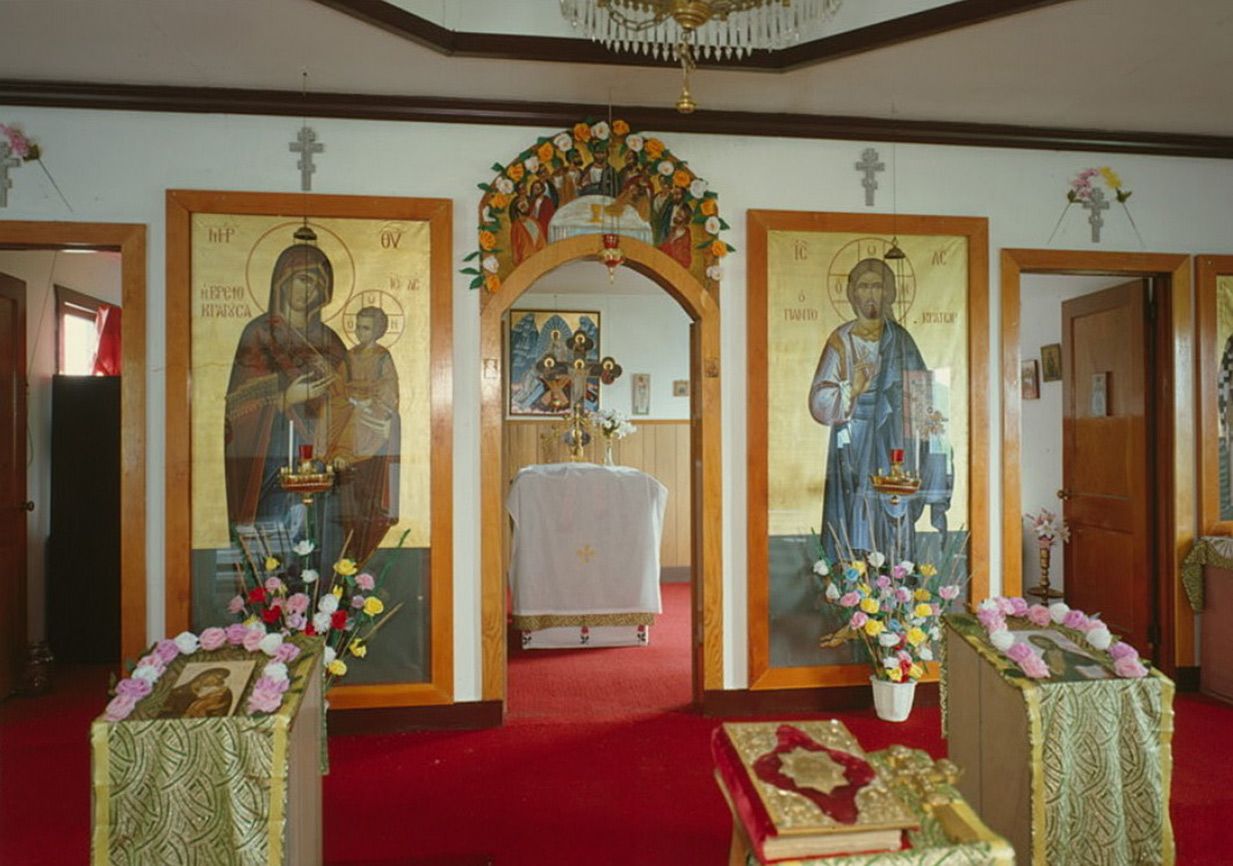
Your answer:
223;228;400;568
808;258;953;566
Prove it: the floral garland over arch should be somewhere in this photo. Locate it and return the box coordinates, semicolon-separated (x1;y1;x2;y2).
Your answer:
463;119;731;293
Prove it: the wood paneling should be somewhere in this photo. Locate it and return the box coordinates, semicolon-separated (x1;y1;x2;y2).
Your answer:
1001;249;1193;671
1196;256;1233;536
0;220;146;665
504;419;691;569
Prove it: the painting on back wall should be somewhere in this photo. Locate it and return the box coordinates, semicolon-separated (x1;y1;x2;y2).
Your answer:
747;211;989;689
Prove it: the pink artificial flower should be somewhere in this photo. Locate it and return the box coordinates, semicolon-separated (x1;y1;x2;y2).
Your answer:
1020;654;1052;679
976;608;1006;632
103;692;138;722
356;573;375;591
242;627;266;652
1113;656;1149;678
153;639;180;665
1076;616;1102;633
227;595;245;615
247;686;282;714
839;591;860;608
225;623;249;645
285;593;310;616
1026;605;1052;627
116;677;152;699
875;575;892;591
1109;642;1139;661
285;612;306;631
264;576;285;594
1006;642;1033;664
891;564;909;580
939;585;960;601
849;611;868;629
895;587;913;604
995;597;1015;616
136;653;165;673
199;626;227;651
254;674;291;695
273;642;301;664
1062;609;1089;631
351;594;365;609
1008;597;1029;617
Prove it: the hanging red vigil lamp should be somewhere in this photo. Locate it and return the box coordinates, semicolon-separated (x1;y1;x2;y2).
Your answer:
599;233;624;282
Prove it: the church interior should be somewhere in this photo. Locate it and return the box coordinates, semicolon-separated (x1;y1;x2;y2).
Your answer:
2;1;1232;863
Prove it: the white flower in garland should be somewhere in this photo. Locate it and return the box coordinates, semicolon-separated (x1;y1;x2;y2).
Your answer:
263;661;289;683
132;663;161;684
689;178;708;199
258;632;284;656
553;132;573;152
706;264;723;282
590;121;610;141
173;632;199;655
523;155;540;173
482;255;500;274
1087;625;1113;650
989;628;1015;652
657;160;675;177
625;134;644;152
1048;602;1070;624
704;216;721;235
495;176;515;195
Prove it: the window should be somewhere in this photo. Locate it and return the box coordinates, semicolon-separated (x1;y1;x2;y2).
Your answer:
56;285;104;375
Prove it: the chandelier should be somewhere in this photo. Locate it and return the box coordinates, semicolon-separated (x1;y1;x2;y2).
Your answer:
560;1;843;111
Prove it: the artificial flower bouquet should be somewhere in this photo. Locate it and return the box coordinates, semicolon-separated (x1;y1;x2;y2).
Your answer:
1025;507;1069;551
588;406;637;440
814;539;967;684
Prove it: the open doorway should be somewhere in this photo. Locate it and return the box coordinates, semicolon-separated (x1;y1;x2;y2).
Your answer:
1002;249;1193;675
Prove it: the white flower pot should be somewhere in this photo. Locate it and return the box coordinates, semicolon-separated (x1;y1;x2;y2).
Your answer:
870;676;917;723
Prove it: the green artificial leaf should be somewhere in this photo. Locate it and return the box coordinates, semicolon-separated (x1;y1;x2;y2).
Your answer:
491;162;505;173
469;276;484;289
462;250;480;262
477;183;490;192
460;267;480;276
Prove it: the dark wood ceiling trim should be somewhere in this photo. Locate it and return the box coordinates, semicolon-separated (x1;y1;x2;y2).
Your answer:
2;79;1231;160
307;0;1076;72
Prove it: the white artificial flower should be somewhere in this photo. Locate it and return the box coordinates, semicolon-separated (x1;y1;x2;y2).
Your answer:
989;629;1015;652
292;539;315;557
704;216;721;235
323;646;337;666
689;178;707;198
590;121;610;140
523;155;539;173
824;582;840;602
898;560;915;574
553;132;573;152
929;626;940;640
318;594;339;614
173;631;199;655
482;255;500;273
978;598;999;612
258;632;284;656
313;612;332;633
495;176;515;195
878;631;899;647
263;661;289;683
1086;625;1113;651
301;568;319;584
657;160;675;176
813;559;830;577
918;646;934;662
706;264;723;282
625;134;644;152
1049;602;1070;624
867;551;886;568
132;664;161;684
882;656;899;670
481;205;493;224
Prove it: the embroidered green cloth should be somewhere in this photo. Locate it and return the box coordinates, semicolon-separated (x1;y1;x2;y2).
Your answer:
91;638;323;866
1180;535;1233;612
942;614;1174;866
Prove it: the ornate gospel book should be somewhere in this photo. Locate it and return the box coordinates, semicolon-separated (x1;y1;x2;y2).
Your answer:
712;720;918;862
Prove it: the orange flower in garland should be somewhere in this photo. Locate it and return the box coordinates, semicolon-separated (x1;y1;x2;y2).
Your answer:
489;193;509;210
536;141;555;164
710;240;728;258
672;169;691;189
479;230;497;251
700;198;718;216
572;122;591;143
484;273;501;292
612;119;630;137
507;162;525;182
644;138;665;159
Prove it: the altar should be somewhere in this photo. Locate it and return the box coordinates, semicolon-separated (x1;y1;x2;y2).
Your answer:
507;462;667;648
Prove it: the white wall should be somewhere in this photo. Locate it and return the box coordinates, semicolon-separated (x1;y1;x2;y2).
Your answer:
1018;274;1124;594
0;250;123;640
1;105;1231;694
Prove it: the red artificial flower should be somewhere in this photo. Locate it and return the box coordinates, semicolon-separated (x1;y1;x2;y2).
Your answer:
262;607;282;624
247;587;266;604
305;624;317;636
331;610;348;630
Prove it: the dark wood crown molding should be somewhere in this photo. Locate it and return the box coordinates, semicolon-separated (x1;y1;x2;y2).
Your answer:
2;79;1231;160
307;0;1075;72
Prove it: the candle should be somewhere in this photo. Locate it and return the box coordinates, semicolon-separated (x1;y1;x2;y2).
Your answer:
299;444;314;462
890;448;905;464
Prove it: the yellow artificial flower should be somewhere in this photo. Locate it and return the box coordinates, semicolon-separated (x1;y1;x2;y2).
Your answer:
914;588;931;602
919;563;938;577
335;558;358;577
612;119;630;137
851;561;867;576
332;585;343;599
864;619;885;637
363;596;385;616
906;627;927;646
507;162;525;182
1100;166;1122;189
244;615;259;628
914;603;933;618
350;639;367;658
860;597;880;615
857;583;872;595
326;658;348;677
888;666;904;682
536;141;555;164
264;556;280;572
908;663;924;680
644;137;665;158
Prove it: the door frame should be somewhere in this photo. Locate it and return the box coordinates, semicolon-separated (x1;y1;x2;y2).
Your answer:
478;233;722;707
0;221;147;664
1001;249;1192;674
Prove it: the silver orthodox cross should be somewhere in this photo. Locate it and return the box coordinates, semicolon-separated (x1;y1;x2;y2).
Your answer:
855;147;884;207
1082;187;1110;243
289;126;324;192
0;143;20;207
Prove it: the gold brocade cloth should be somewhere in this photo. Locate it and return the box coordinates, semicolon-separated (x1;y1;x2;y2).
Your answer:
91;638;323;866
735;747;1014;866
1180;535;1233;612
942;614;1175;866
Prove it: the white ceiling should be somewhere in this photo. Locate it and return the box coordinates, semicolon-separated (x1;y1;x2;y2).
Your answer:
1;0;1231;137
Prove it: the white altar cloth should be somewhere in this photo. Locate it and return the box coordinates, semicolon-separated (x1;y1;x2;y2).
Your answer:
507;463;667;636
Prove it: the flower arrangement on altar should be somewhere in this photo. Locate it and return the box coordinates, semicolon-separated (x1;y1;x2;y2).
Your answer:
588;407;636;441
976;596;1149;679
814;539;967;683
102;627;304;722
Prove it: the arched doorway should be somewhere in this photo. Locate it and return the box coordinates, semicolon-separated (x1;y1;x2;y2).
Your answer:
478;233;722;709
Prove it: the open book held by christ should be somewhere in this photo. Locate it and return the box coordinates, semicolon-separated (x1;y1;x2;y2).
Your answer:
712;720;918;862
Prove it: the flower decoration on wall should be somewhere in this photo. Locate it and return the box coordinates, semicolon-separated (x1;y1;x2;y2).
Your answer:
1048;164;1142;246
0;121;72;210
463;118;731;294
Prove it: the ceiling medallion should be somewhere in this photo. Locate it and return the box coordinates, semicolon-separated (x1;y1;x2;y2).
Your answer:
561;0;843;112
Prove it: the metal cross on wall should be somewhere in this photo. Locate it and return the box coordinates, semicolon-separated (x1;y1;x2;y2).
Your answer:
855;147;885;207
1082;187;1110;243
0;142;20;208
289;126;324;192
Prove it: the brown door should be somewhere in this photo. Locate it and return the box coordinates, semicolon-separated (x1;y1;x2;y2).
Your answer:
0;272;27;697
1060;279;1153;655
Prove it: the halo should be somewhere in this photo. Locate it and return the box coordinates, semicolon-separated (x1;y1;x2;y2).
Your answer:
826;236;917;323
341;290;407;349
244;219;356;324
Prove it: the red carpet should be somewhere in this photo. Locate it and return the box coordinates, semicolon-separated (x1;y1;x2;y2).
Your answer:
1;582;1227;865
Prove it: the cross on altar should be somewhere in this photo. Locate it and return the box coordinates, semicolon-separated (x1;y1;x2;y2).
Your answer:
1083;187;1110;243
855;147;884;207
0;143;20;208
289;126;324;191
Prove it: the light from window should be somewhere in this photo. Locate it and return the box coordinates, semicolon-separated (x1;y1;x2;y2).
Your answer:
60;310;98;375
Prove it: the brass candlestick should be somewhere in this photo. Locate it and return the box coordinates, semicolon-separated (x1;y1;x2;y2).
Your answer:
869;448;921;505
1026;545;1064;600
562;402;591;462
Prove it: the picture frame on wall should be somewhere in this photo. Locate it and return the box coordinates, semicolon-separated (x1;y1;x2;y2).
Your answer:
1022;359;1041;400
631;372;651;415
1197;256;1233;533
1041;343;1062;382
163;190;455;709
506;309;601;418
746;210;989;691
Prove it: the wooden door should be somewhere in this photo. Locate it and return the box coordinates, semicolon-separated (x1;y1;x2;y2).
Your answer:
1060;280;1153;655
0;273;27;697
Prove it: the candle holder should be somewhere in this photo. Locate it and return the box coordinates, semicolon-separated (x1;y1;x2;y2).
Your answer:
1026;546;1064;600
870;448;921;505
278;444;335;504
562;402;592;462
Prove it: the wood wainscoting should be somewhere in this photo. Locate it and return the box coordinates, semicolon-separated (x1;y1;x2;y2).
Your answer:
503;419;692;573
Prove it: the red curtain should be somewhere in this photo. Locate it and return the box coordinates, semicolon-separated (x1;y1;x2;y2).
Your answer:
91;303;122;376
